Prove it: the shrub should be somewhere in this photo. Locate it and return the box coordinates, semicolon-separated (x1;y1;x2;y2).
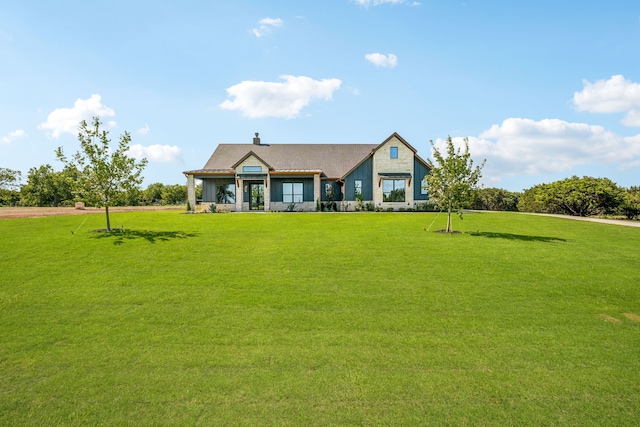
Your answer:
286;202;297;212
519;176;626;217
416;201;438;212
620;186;640;219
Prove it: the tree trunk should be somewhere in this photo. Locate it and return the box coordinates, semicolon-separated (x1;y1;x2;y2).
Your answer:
105;205;111;232
446;206;452;233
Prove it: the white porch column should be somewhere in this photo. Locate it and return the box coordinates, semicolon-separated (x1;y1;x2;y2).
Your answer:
186;174;196;212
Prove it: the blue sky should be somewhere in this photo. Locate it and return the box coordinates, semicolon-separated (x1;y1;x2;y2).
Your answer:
1;0;639;192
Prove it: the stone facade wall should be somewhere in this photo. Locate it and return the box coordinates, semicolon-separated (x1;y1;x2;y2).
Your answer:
372;136;415;210
269;201;316;212
187;174;196;212
200;202;236;212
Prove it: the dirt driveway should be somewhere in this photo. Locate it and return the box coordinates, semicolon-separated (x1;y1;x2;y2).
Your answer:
528;213;640;228
0;206;184;219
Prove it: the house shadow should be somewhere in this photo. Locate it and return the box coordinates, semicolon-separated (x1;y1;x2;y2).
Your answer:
468;231;567;243
91;229;198;245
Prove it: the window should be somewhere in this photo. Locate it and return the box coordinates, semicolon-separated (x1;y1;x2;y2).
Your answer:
421;179;428;195
242;165;262;172
383;179;405;202
354;180;362;198
216;183;235;204
390;146;398;159
283;182;303;203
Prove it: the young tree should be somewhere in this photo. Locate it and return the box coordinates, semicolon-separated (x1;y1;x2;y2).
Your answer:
424;136;485;233
56;117;148;231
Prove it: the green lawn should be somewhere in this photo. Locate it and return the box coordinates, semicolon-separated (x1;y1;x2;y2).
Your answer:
1;211;639;426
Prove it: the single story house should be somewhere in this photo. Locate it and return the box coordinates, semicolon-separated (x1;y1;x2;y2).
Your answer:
183;132;431;212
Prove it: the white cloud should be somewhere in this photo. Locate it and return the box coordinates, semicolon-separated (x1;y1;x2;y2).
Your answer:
573;75;640;127
622;109;640;127
252;17;283;38
433;118;640;185
127;144;182;164
138;124;150;135
39;94;115;138
2;129;27;144
365;53;398;68
219;75;342;119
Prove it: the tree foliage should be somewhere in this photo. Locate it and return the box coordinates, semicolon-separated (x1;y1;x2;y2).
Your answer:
56;117;147;231
143;182;165;205
0;167;22;190
518;176;627;217
141;182;187;205
424;136;485;232
620;186;640;220
0;167;22;206
20;164;77;207
471;187;521;212
161;184;187;205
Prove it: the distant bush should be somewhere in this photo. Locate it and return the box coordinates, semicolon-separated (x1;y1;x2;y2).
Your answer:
620;186;640;220
471;188;521;211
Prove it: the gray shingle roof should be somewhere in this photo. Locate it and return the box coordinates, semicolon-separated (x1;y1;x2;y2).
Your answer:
194;144;379;178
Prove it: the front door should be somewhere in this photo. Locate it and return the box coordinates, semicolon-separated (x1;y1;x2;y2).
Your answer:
249;183;264;210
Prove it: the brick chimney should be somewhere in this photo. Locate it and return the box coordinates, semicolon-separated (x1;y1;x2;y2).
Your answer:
253;132;260;145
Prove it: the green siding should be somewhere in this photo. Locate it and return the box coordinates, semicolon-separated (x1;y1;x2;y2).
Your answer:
202;178;235;202
343;157;373;201
270;178;314;202
414;159;430;201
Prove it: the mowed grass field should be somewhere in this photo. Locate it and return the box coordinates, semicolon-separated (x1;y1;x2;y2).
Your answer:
1;210;639;426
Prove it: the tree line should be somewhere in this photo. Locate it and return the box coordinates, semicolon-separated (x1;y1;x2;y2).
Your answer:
471;177;639;219
2;170;638;220
2;124;638;222
423;136;638;224
0;165;193;207
0;118;199;212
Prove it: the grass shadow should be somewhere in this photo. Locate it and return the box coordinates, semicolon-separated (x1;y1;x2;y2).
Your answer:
469;231;567;243
91;229;198;245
